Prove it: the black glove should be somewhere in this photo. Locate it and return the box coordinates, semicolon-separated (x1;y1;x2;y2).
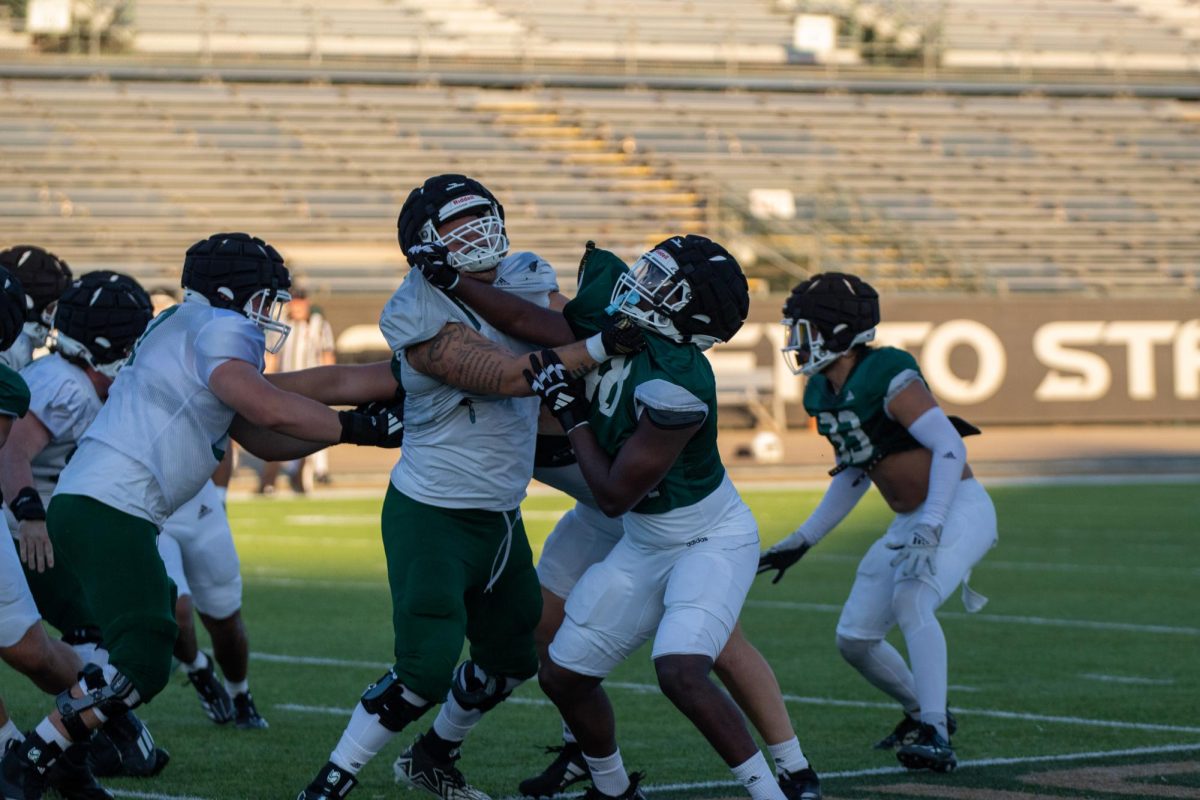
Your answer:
598;315;647;358
757;541;811;585
338;401;405;448
523;349;590;433
407;243;459;291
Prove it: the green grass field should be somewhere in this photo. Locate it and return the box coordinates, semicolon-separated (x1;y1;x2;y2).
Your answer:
3;481;1198;799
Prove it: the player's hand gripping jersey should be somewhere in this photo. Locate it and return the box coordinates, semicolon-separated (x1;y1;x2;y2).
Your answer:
381;252;558;511
55;301;264;525
803;346;925;474
563;246;726;517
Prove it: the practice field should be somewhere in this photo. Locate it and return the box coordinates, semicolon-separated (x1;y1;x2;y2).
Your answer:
2;481;1198;799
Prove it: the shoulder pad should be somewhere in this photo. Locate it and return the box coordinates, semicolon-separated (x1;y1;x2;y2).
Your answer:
379;274;466;353
634;378;708;429
495;251;559;295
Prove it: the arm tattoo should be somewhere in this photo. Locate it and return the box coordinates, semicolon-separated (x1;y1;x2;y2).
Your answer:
412;323;515;394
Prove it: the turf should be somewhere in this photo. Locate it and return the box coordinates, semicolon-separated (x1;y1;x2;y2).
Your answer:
2;481;1197;799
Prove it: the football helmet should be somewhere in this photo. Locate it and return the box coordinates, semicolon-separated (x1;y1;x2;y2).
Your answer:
781;272;880;376
181;232;292;353
0;244;73;346
397;174;508;273
52;271;153;378
608;234;749;348
0;265;28;353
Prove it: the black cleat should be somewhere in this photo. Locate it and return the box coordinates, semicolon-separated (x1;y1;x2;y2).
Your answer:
233;692;269;730
778;766;822;800
1;734;57;800
393;734;491;800
581;772;646;800
896;723;957;773
185;655;235;724
297;761;358;799
89;713;169;778
874;710;956;750
518;743;590;798
44;739;112;800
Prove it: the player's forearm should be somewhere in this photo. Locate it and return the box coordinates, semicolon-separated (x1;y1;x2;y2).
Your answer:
452;278;576;347
229;415;328;461
565;425;627;517
266;362;397;405
0;449;36;504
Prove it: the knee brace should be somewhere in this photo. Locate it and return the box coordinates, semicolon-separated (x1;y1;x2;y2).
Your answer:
450;660;523;713
360;670;433;732
55;663;141;741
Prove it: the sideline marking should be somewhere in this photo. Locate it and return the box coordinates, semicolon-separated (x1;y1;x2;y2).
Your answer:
745;599;1200;636
253;653;1200;734
496;742;1200;799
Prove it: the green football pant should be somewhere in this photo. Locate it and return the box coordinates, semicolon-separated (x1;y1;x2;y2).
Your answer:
382;486;541;702
47;494;179;701
16;535;99;638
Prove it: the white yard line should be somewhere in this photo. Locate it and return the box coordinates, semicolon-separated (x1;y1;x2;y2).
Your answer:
253;652;1200;734
111;791;213;800
277;696;553;717
1080;673;1176;686
744;599;1200;636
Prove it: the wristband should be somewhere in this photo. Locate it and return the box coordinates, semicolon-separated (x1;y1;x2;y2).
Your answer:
11;486;47;522
585;333;609;363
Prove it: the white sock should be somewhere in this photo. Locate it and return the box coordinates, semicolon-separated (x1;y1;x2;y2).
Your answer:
0;720;23;750
584;749;629;797
184;651;209;673
894;582;949;740
225;679;249;697
767;737;809;774
561;719;577;744
35;718;71;749
732;751;786;800
329;703;396;775
432;695;480;743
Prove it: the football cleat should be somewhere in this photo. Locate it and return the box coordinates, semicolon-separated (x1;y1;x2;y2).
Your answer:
1;735;53;800
518;743;590;798
297;761;358;799
874;710;956;750
88;712;170;778
44;740;112;800
896;723;957;773
778;766;822;800
394;734;491;800
186;655;236;724
233;692;269;730
581;771;646;800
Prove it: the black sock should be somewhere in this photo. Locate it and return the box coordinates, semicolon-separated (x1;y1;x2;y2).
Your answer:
420;729;461;762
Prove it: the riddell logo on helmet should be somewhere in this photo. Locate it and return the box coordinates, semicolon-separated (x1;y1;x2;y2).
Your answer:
440;195;489;218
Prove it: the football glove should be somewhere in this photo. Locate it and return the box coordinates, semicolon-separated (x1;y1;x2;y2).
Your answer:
407;243;459;291
598;315;647;358
523;349;590;433
757;532;811;584
887;522;941;578
338;400;405;448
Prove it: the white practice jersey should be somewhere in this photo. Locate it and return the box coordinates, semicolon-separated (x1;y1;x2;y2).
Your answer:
381;252;558;512
55;299;264;525
20;353;103;501
0;327;42;372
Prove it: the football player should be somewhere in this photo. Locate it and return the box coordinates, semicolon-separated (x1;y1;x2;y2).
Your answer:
412;243;821;800
0;233;404;800
0;246;72;371
293;174;645;800
758;273;998;773
146;290;267;730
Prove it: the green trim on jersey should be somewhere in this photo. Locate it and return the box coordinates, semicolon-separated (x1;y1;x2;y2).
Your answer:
804;346;924;470
0;364;30;418
564;247;724;514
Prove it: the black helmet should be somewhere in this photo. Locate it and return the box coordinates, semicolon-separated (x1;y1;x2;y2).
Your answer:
397;174;508;273
781;272;879;376
0;266;28;353
181;232;292;352
0;244;72;324
53;271;153;378
609;234;749;347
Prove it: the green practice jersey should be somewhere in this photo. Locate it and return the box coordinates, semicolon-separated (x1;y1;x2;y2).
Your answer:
0;364;30;419
563;246;724;514
803;346;924;471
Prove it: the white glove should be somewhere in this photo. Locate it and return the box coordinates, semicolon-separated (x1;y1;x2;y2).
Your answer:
887;523;941;579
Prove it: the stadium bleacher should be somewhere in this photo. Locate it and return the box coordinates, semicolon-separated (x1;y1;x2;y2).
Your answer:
2;75;1196;294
